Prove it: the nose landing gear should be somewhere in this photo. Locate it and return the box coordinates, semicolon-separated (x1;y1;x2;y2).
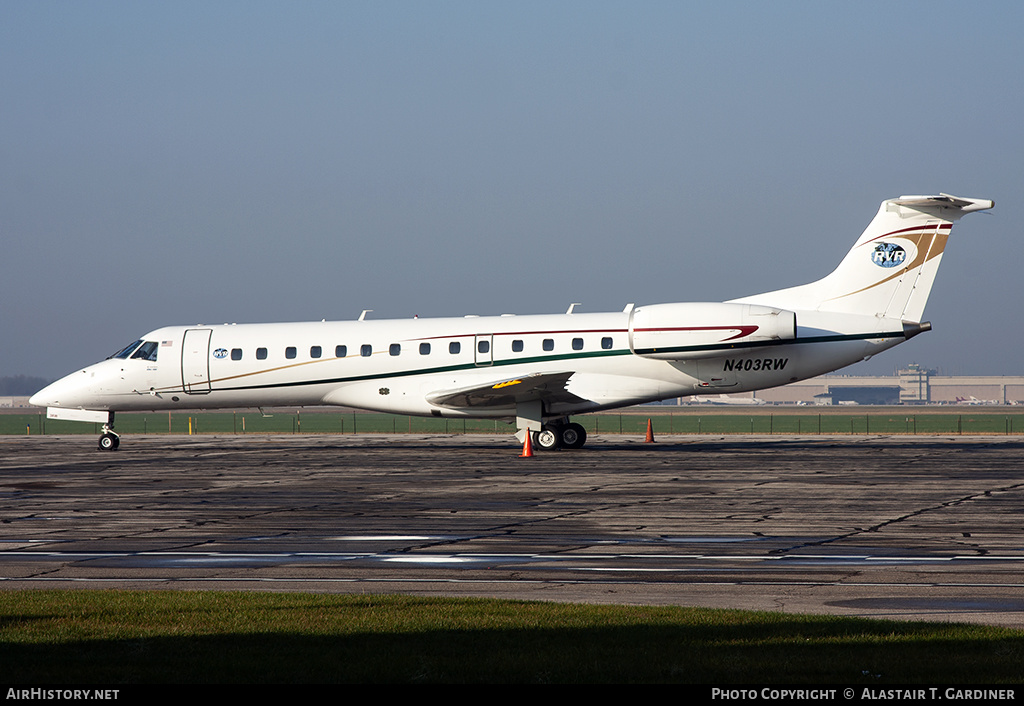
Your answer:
98;424;120;451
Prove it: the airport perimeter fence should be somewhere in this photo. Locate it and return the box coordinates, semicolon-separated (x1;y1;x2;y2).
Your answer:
4;410;1024;437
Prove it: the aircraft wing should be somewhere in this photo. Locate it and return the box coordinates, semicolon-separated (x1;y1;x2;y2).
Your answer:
427;371;585;409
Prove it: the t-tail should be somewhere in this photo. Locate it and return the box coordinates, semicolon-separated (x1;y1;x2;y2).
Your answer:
732;194;993;322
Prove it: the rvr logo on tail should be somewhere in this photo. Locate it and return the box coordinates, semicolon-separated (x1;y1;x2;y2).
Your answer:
871;242;906;268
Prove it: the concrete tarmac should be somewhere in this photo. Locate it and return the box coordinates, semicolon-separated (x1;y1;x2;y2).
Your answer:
2;433;1023;627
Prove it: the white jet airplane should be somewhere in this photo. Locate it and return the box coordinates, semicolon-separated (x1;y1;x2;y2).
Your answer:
31;194;993;451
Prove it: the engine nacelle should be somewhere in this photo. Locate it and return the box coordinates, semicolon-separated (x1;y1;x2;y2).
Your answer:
629;302;796;360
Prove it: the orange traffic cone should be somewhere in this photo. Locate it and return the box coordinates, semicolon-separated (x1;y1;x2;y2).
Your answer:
520;428;534;457
645;418;655;443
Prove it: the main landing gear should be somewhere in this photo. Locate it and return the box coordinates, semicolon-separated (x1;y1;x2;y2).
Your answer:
532;421;587;451
516;402;586;451
98;424;120;451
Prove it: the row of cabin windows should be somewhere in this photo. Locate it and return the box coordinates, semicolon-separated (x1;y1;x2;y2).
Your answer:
227;337;615;361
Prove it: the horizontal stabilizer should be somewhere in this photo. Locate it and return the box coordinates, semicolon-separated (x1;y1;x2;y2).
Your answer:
891;194;994;213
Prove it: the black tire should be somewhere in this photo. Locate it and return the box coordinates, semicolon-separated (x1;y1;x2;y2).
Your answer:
533;427;560;451
561;422;587;449
98;433;119;451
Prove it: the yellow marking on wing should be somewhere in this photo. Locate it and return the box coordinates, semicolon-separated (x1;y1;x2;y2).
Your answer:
492;379;523;389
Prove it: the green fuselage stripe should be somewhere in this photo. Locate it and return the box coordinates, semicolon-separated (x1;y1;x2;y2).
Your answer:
207;330;905;394
218;348;631;392
632;329;905;356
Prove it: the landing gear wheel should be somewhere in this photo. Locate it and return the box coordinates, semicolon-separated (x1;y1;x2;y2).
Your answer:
98;432;119;451
533;426;560;451
560;422;587;449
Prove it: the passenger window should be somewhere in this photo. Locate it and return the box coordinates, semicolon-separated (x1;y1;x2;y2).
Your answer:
449;341;460;354
572;338;583;351
361;345;372;357
310;346;322;359
285;347;297;359
390;343;401;356
602;337;613;350
231;349;242;361
335;345;347;357
543;339;554;351
419;342;431;355
256;348;268;360
512;340;523;352
477;340;489;354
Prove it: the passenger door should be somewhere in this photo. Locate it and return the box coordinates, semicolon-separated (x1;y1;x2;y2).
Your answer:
181;329;212;394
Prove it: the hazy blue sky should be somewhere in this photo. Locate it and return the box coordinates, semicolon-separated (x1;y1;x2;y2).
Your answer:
3;1;1021;381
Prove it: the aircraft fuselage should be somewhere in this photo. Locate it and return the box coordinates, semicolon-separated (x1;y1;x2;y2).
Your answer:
33;307;906;418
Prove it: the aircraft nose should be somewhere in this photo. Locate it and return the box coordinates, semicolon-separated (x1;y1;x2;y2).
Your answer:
28;370;91;408
29;384;56;408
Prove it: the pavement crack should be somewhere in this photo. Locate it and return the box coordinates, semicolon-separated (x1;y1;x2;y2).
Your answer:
771;481;1024;555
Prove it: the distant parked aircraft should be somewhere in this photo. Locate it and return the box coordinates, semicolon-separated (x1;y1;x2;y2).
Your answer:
956;396;1000;405
690;395;767;405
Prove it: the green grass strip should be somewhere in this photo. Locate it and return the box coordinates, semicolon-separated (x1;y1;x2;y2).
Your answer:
0;591;1021;683
5;410;1024;436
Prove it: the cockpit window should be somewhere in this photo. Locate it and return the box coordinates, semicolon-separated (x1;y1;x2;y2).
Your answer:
110;340;143;359
130;341;159;362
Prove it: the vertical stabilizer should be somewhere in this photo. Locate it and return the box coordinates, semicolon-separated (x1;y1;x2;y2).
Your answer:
731;194;993;321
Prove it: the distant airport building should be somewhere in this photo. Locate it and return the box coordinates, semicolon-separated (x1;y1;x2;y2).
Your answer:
696;364;1024;405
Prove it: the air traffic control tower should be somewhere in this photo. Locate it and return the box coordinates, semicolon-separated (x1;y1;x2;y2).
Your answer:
899;363;931;404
